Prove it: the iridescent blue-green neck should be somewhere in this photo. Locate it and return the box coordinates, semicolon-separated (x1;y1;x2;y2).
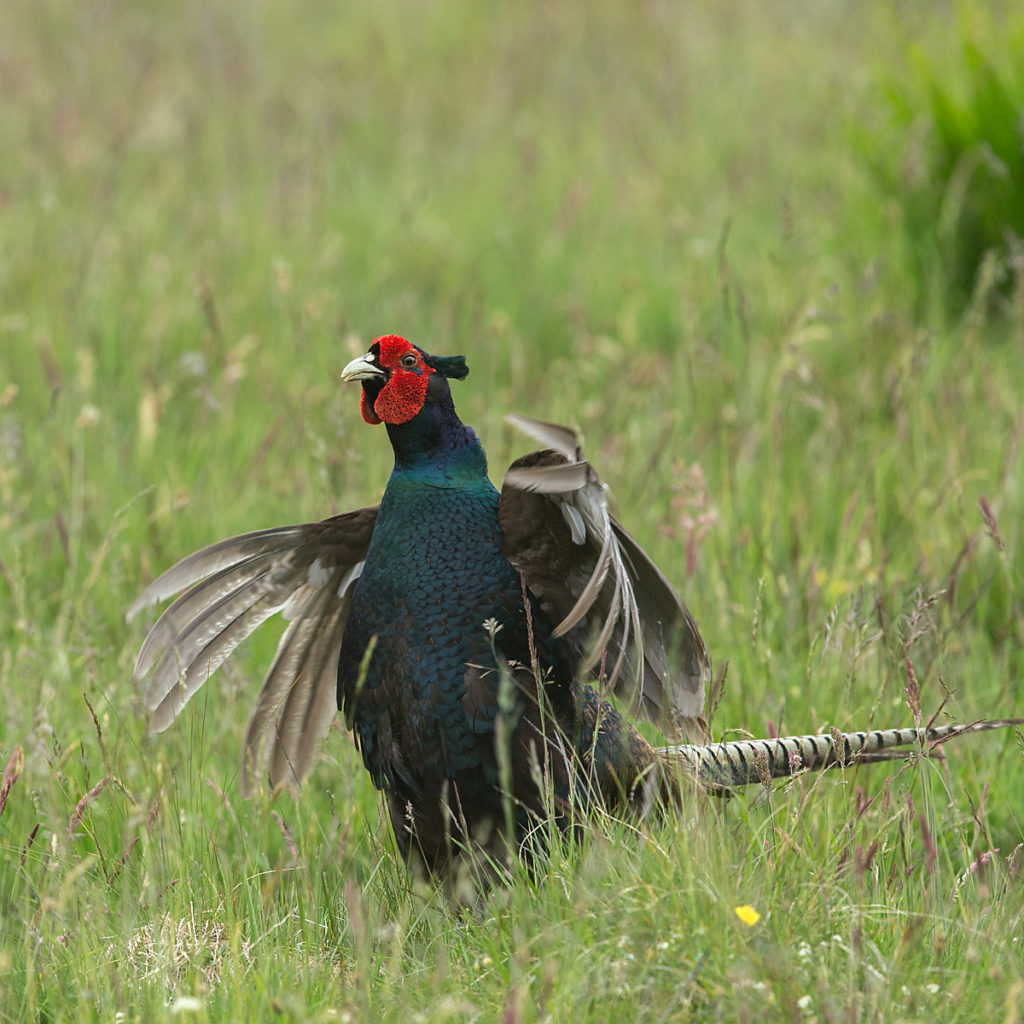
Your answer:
384;383;490;485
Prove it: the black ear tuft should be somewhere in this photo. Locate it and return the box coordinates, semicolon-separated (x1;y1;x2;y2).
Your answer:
428;354;469;380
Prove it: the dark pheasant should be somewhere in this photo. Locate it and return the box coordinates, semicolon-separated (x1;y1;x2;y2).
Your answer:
130;335;1022;880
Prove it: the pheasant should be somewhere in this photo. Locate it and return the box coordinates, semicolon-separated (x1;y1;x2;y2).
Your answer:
130;334;1022;879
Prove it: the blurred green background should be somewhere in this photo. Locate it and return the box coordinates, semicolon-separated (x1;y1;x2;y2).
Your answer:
2;1;1023;1020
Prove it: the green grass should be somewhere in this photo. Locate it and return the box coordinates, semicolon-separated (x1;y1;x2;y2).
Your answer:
2;0;1023;1020
857;1;1024;318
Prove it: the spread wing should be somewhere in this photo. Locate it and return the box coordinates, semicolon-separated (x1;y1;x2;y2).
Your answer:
127;505;379;793
498;415;709;738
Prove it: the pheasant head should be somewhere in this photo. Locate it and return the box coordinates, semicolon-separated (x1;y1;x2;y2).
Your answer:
341;334;469;426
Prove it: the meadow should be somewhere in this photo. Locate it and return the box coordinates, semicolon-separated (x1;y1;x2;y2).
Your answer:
1;1;1023;1020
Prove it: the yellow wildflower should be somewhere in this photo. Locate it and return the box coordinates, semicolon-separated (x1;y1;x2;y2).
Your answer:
734;905;761;926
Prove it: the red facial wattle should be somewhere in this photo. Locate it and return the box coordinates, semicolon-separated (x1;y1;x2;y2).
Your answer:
360;390;383;425
361;335;434;426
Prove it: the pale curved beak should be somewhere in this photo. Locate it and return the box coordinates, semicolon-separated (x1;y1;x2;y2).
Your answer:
340;353;385;383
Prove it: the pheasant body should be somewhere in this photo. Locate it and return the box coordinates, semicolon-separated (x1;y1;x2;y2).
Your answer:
339;425;561;867
333;363;669;870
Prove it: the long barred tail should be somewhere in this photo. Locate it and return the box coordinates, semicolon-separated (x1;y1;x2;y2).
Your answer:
657;719;1024;793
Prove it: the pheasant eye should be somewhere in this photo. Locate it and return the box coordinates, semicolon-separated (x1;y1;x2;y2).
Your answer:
400;353;418;369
